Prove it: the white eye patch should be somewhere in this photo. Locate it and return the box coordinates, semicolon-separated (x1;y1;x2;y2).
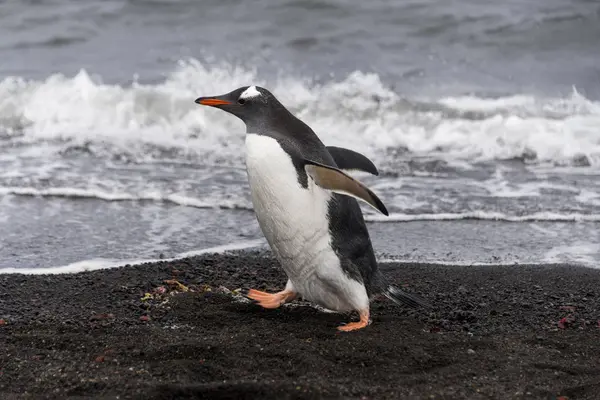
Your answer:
239;85;261;100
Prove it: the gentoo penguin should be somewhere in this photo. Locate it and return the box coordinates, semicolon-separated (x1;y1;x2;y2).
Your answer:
196;86;430;331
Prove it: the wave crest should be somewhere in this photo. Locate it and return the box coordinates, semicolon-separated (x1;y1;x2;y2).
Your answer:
1;60;600;166
2;186;598;223
366;211;600;223
0;186;252;210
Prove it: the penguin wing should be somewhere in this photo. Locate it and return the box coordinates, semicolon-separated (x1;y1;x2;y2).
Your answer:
326;146;379;175
304;159;389;216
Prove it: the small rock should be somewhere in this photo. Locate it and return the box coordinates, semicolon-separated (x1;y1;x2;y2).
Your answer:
0;319;6;326
449;310;477;323
467;349;476;355
90;313;115;321
558;316;576;329
217;286;232;294
95;355;105;363
140;315;150;322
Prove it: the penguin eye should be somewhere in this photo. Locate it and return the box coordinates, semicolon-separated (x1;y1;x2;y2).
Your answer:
237;98;246;105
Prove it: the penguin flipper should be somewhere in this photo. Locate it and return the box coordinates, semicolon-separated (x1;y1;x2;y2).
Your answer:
304;159;389;216
326;146;379;176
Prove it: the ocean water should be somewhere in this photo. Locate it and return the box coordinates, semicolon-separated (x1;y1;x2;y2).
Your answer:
1;0;599;272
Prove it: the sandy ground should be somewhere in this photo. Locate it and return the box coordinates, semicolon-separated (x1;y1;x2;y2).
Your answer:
1;251;599;399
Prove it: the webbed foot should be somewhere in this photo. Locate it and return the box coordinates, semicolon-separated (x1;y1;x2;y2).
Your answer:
246;289;297;309
337;309;370;332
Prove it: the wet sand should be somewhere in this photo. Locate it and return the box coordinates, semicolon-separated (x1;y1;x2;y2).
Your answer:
1;251;599;399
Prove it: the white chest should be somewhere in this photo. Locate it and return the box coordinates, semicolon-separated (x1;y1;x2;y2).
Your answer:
244;133;369;312
245;134;334;276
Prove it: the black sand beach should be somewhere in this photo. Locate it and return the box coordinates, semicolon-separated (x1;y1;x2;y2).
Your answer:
1;252;599;399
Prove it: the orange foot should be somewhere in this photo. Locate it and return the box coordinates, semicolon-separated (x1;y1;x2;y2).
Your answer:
338;309;370;332
246;289;297;309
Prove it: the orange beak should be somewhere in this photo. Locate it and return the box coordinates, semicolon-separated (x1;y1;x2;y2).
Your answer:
195;98;232;106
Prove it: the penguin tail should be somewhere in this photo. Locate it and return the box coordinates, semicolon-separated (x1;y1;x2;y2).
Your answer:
383;285;433;310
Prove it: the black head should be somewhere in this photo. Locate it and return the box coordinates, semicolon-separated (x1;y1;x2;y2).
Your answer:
195;86;284;125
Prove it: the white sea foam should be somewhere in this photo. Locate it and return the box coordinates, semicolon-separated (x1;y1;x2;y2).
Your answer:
2;185;599;223
438;89;600;116
0;239;266;275
366;211;600;223
0;186;252;210
379;258;598;268
1;60;600;166
478;170;584;198
575;190;600;206
544;242;600;267
378;258;525;267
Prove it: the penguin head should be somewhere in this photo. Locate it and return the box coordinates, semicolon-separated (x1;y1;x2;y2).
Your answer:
195;86;284;124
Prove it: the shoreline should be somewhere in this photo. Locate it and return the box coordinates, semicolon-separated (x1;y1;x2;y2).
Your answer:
1;251;599;399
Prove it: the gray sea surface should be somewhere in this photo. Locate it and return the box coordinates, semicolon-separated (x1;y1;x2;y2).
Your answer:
1;0;599;271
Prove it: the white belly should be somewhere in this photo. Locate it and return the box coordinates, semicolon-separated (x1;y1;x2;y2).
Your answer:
245;133;368;312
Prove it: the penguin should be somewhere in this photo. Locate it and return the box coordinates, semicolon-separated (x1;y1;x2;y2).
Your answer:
195;86;430;331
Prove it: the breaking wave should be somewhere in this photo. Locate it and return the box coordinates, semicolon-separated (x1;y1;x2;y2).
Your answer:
0;186;252;210
1;59;600;167
2;186;598;223
366;211;600;223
